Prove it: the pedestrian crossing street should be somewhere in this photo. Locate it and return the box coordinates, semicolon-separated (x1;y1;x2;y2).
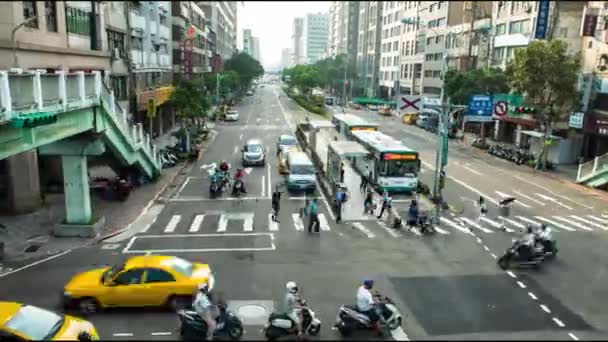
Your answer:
142;211;608;239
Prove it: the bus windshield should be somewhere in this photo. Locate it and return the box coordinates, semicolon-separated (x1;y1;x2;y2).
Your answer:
379;159;419;177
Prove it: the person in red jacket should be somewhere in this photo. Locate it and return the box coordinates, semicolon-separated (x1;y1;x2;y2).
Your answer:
234;168;247;193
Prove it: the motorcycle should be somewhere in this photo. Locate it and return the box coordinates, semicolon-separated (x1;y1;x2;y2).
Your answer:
232;179;244;196
535;237;558;259
417;213;435;234
497;239;545;270
334;293;403;337
263;299;321;341
178;307;244;341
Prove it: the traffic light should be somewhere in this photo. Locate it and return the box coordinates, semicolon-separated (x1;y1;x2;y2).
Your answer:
10;112;57;129
513;106;536;115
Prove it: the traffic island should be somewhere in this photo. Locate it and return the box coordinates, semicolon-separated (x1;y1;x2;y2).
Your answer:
54;216;105;238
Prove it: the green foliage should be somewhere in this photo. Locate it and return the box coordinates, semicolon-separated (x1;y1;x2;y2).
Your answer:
204;71;241;98
282;53;355;95
444;68;509;104
224;52;264;90
283;87;326;116
170;78;209;120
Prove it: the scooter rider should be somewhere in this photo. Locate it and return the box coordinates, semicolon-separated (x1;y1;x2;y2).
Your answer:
234;168;247;193
514;225;537;261
536;224;554;251
193;283;217;340
284;281;303;337
356;279;382;334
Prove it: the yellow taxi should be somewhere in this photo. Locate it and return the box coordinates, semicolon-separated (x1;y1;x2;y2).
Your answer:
0;301;99;341
278;145;301;174
62;255;214;313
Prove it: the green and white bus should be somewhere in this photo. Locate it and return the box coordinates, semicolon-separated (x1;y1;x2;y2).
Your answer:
351;130;421;193
331;114;378;140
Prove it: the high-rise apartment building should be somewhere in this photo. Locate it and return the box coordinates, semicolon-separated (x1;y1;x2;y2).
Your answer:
292;17;305;65
197;1;237;61
327;2;359;60
252;37;260;61
243;29;252;55
171;1;211;79
281;48;293;69
399;1;423;95
357;1;383;97
303;13;329;64
379;1;405;98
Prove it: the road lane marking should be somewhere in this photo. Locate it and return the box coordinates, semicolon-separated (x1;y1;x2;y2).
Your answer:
292;213;305;231
233;146;238;154
535;193;573;210
540;304;551;313
164;215;181;233
456;162;483;176
189;215;205;232
432;225;450;235
0;249;72;278
500;217;524;231
217;215;228;232
569;332;579;340
122;233;276;253
587;215;608;224
553;317;565;327
243;213;254;232
439;217;472;234
490;253;497;259
352;222;376;238
569;216;608;230
379;221;402;237
517;216;542;226
268;213;279;231
261;176;266;197
506;271;517;279
176;177;191;197
151;332;172;336
483;245;490;251
267;164;272;198
318;213;331;231
459;217;494;233
113;333;134;337
553;216;593;231
528;292;538;300
391;327;410;341
513;190;546;206
535;216;576;231
480;217;504;230
516;281;526;289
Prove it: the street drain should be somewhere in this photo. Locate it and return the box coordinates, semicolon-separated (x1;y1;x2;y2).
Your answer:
24;244;41;253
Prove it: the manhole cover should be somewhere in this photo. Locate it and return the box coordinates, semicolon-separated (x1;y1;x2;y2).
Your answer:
237;304;267;319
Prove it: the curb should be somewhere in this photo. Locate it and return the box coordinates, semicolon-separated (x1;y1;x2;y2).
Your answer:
93;131;218;244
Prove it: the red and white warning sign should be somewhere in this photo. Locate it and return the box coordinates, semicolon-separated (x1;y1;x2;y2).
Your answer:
494;101;508;116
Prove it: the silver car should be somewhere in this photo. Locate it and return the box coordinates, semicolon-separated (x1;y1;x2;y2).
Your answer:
242;139;265;166
225;110;239;121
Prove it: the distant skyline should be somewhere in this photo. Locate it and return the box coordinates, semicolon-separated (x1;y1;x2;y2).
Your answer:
237;1;331;70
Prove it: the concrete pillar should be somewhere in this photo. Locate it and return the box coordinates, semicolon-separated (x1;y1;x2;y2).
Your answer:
6;150;41;214
61;155;91;224
494;120;500;141
515;124;522;147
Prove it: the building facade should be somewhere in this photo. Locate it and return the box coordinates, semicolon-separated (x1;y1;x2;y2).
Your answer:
379;1;405;98
243;28;252;55
357;1;383;98
292;17;304;65
197;1;237;61
281;47;293;69
252;36;260;61
303;12;329;64
171;1;211;79
399;1;423;95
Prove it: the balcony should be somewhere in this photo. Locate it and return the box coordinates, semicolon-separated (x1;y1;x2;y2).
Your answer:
147;52;158;66
150;22;157;35
159;54;170;67
130;50;144;67
159;25;171;39
130;11;145;31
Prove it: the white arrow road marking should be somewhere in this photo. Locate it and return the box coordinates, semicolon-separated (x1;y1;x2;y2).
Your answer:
233;146;238;154
553;216;593;231
535;193;573;210
588;215;608;225
517;216;542;226
318;214;331;231
569;216;608;230
352;222;376;238
189;215;205;232
513;190;546;206
200;162;217;170
164;215;181;233
268;213;279;231
439;217;472;234
245;167;253;175
535;216;576;231
292;213;305;231
391;327;410;341
460;217;494;233
495;191;532;208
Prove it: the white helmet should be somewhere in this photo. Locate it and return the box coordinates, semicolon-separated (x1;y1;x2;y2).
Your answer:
286;281;298;294
198;283;209;294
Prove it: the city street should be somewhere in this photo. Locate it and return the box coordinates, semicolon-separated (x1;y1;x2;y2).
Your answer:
0;84;606;340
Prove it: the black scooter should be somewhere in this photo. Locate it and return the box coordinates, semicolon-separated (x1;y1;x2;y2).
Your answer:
497;240;545;270
178;307;244;341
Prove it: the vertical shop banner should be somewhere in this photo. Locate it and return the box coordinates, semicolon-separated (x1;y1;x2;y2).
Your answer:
534;0;550;39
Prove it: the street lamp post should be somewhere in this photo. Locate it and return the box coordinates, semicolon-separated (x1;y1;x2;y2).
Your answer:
12;16;41;68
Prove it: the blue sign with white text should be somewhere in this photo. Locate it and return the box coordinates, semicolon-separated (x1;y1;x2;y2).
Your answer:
535;0;550;39
467;95;494;122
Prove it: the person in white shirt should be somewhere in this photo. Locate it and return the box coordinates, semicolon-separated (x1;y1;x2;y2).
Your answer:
193;283;217;340
356;279;381;333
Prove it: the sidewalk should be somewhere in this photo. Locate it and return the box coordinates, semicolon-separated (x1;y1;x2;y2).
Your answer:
0;127;209;266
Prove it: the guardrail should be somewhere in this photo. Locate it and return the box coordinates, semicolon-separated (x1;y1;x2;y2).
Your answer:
577;153;608;183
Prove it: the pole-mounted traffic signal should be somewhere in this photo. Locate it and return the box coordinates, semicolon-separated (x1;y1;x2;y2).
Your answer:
513;106;536;115
10;112;57;129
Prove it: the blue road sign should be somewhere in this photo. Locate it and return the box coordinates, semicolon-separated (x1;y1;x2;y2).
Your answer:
467;95;494;122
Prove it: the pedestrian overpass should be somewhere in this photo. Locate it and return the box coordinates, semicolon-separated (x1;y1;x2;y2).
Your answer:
0;70;162;236
577;153;608;188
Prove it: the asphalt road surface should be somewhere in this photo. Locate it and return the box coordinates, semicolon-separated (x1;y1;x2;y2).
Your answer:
0;84;606;341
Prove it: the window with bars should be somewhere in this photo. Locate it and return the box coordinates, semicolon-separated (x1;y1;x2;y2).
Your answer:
23;1;39;28
131;36;143;50
107;30;125;57
66;7;91;35
45;1;57;32
110;76;128;100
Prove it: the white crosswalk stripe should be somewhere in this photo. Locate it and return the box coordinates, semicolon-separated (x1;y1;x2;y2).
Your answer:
217;215;228;232
440;217;472;234
517;216;542;226
460;217;494;233
268;213;279;231
292;213;305;231
189;215;205;232
164;215;181;233
480;217;510;232
318;214;331;231
534;216;576;232
553;216;593;231
588;215;608;225
433;226;451;235
500;217;525;231
569;216;608;230
352;222;376;238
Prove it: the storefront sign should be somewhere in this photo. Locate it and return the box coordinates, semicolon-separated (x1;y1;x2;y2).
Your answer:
535;0;550;39
593;77;608;94
137;86;175;111
569;112;584;129
597;119;608;135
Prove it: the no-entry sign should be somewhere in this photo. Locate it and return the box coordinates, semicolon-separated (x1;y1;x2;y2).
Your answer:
494;101;508;117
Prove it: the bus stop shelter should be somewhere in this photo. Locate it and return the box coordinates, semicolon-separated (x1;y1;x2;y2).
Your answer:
327;141;370;221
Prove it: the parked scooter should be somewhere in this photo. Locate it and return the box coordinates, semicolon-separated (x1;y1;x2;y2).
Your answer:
263;298;321;341
334;293;403;337
497;239;545;270
178;307;244;341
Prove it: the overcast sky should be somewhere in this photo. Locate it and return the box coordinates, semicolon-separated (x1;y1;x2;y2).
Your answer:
237;1;331;70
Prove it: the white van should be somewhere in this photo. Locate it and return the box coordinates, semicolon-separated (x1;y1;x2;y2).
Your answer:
286;152;317;191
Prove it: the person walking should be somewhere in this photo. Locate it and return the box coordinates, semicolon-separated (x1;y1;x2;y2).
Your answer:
360;166;369;192
307;199;320;233
377;191;392;219
478;196;488;224
363;189;375;215
335;186;347;224
340;163;345;183
271;187;281;223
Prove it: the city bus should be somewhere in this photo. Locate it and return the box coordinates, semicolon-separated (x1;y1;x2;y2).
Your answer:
351;130;421;193
331;114;378;140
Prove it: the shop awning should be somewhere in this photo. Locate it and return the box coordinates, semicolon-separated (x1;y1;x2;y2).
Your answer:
521;130;562;140
352;97;396;106
496;115;537;127
328;141;370;157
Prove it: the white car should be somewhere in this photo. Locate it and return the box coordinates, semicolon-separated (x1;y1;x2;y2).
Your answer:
225;110;239;121
246;90;254;96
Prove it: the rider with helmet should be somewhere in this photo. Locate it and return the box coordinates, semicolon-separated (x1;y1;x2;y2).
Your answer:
193;283;217;340
356;279;381;333
283;281;302;336
219;160;230;172
234;168;247;193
